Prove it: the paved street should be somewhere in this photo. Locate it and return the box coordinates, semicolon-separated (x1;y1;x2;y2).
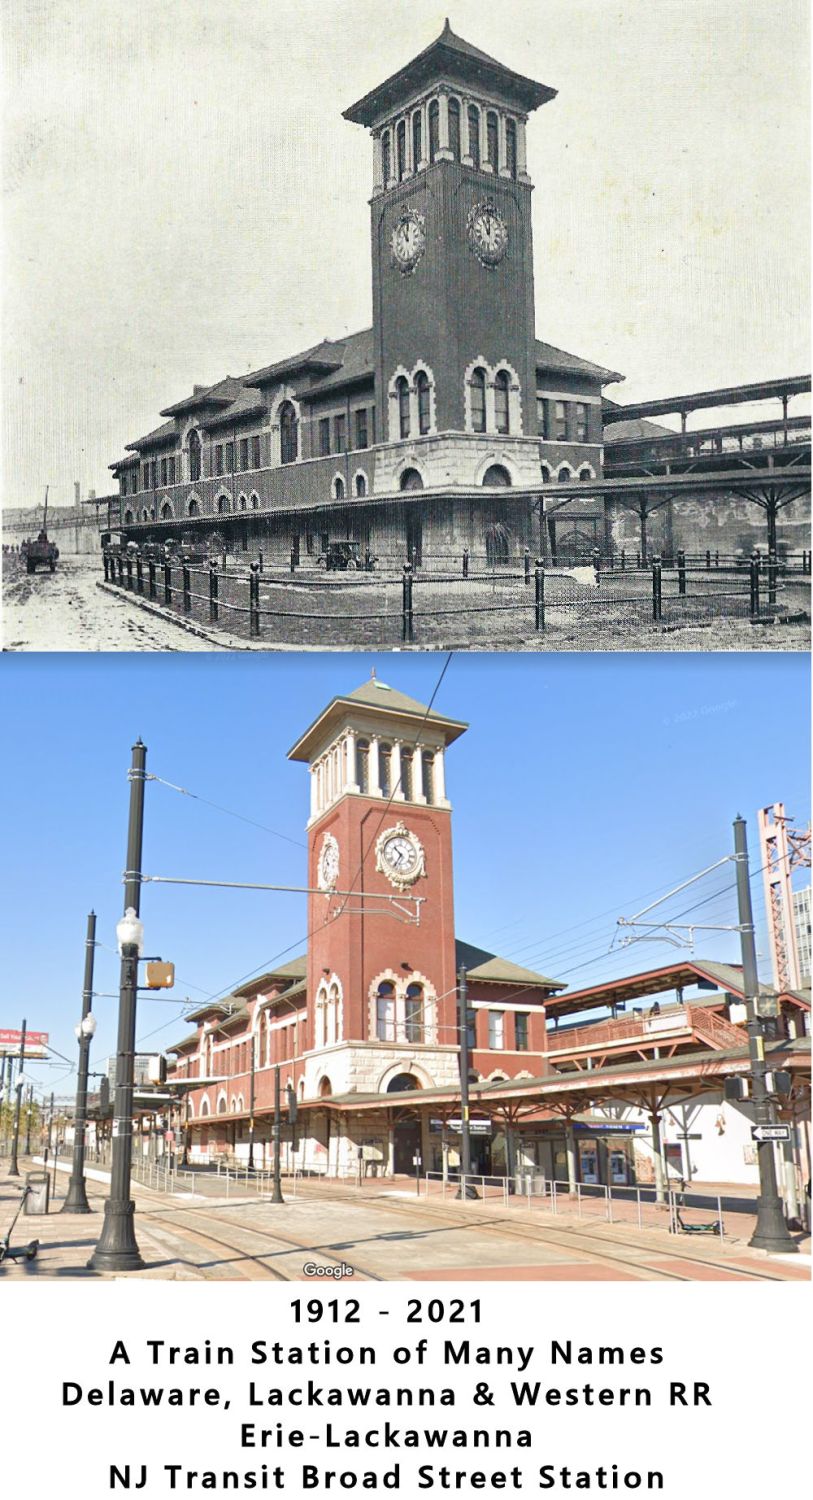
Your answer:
2;559;221;652
1;1159;808;1283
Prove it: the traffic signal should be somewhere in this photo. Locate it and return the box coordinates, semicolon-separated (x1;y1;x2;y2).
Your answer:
99;1076;110;1113
724;1076;748;1101
147;1055;167;1085
286;1083;298;1123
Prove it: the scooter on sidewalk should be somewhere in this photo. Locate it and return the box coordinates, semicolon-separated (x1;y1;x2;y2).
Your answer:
0;1185;40;1264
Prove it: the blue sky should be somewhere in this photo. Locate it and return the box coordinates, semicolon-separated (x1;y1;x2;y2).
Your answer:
1;650;809;1105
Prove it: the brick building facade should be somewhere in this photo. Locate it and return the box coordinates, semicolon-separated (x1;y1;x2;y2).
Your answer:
110;23;619;569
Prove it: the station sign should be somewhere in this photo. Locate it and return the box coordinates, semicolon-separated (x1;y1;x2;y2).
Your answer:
0;1029;49;1058
430;1118;492;1135
751;1124;790;1143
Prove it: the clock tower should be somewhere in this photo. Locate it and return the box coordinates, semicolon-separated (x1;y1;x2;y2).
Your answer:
288;676;467;1105
344;21;556;486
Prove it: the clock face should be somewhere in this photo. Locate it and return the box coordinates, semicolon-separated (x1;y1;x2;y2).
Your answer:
391;209;426;275
375;821;425;891
467;202;508;267
317;833;340;892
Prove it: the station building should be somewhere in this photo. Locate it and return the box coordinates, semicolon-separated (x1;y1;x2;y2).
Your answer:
165;675;811;1195
109;22;621;569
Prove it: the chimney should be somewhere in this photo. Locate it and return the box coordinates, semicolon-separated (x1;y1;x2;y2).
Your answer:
74;481;81;503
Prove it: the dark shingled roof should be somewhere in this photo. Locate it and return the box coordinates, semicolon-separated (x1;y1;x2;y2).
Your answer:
535;339;622;384
457;940;564;991
289;676;468;761
343;20;556;127
159;376;247;418
125;419;178;452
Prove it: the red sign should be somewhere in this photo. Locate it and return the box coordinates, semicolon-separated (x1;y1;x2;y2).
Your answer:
0;1029;49;1049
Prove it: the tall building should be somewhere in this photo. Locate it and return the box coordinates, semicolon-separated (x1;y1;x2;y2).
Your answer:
793;886;812;986
109;22;619;568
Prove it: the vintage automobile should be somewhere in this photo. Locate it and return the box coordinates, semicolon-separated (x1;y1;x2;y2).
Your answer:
323;539;366;571
22;530;59;574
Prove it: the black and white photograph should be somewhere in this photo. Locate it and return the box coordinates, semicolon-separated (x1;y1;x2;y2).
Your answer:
0;3;810;1498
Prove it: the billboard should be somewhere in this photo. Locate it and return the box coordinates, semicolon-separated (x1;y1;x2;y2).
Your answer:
0;1029;49;1058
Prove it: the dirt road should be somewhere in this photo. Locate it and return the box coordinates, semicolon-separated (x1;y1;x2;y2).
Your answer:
2;559;221;652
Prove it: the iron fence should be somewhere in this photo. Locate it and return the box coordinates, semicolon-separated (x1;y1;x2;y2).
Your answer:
101;551;810;647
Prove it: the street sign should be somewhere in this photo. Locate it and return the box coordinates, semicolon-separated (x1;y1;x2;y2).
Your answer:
751;1124;790;1143
678;1133;703;1140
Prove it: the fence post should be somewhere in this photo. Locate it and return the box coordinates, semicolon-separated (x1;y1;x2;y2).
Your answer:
705;548;711;570
534;559;545;630
103;554;109;582
524;547;531;585
620;548;626;572
715;549;719;568
209;560;219;622
182;564;191;614
136;555;144;595
652;555;662;621
462;546;469;579
164;562;172;606
148;561;156;599
677;549;686;595
749;552;760;617
290;546;296;574
402;563;414;644
767;550;778;607
126;554;133;591
249;561;261;638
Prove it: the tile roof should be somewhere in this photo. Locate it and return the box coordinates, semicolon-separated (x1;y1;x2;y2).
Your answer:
159;376;247;418
204;387;268;429
457;940;565;991
603;415;677;443
302;329;374;398
244;341;345;388
125;419;178;452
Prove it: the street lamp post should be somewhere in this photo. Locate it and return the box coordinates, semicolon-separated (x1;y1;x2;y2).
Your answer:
8;1019;27;1177
455;968;478;1200
88;739;148;1273
733;814;798;1254
248;1035;256;1172
271;1064;284;1203
63;912;98;1214
24;1086;33;1155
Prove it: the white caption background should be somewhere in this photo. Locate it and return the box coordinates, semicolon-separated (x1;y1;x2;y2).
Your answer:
1;1281;808;1497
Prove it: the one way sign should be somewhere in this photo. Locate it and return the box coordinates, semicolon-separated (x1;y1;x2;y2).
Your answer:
751;1124;791;1143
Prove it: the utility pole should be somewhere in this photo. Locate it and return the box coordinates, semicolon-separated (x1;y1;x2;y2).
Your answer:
88;741;148;1272
455;968;478;1200
8;1019;27;1176
271;1064;284;1203
63;911;97;1213
734;815;798;1254
24;1086;33;1155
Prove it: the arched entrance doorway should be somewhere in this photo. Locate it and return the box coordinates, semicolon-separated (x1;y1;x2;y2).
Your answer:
388;1074;422;1175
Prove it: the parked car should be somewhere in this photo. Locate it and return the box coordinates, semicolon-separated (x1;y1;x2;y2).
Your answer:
324;540;363;571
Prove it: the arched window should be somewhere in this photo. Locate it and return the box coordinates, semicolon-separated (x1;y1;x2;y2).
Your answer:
124;509;133;524
405;983;424;1043
240;494;247;509
386;1072;419;1093
160;501;173;520
334;476;345;501
579;468;592;482
355;473;367;498
251;493;259;510
319;1077;333;1098
421;751;435;804
468;105;480;168
376;981;396;1042
396;376;410;439
399;467;423;491
471;367;487;433
142;509;149;522
188;430;201;482
416;370;431;435
558;466;574;483
326;983;340;1046
486;111;499;171
494;370;510;435
381;130;391;186
412;111;422;170
448;98;461;161
217;1095;227;1115
379;743;392;797
428;100;440;163
396;119;406;181
356;737;369;792
483;464;512;487
188;497;199;517
279;401;298;465
217;495;229;514
506;118;517;180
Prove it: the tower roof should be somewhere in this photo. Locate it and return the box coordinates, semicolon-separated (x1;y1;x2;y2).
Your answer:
288;676;468;761
343;20;556;128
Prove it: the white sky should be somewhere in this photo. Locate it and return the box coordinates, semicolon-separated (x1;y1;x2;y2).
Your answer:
2;0;809;507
